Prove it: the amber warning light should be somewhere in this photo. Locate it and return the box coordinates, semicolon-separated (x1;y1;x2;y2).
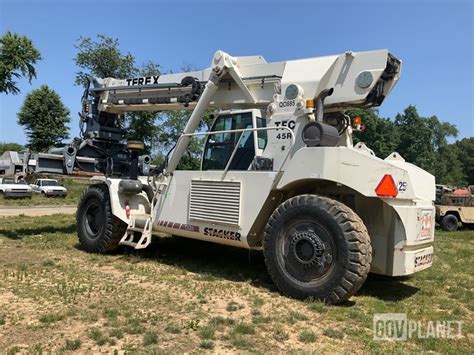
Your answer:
375;174;398;198
352;116;363;131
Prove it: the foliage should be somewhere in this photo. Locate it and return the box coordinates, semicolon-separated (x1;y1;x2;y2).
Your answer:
17;85;70;151
74;34;137;86
394;105;437;173
0;142;23;155
350;108;399;158
0;31;41;94
455;137;474;185
353;106;468;186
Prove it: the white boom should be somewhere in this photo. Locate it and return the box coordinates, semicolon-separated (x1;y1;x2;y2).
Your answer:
90;49;401;173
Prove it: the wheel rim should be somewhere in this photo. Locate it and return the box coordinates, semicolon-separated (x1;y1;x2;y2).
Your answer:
83;199;104;239
278;219;336;283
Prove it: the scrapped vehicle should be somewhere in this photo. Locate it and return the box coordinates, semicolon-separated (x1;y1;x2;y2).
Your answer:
436;186;474;231
30;179;67;197
0;176;32;198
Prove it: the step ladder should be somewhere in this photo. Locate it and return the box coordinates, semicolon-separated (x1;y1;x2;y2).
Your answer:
119;214;153;249
118;180;167;249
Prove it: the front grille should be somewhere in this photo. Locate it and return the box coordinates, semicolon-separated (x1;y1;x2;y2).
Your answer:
189;180;241;226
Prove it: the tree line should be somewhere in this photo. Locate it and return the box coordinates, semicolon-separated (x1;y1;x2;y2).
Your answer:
1;32;472;185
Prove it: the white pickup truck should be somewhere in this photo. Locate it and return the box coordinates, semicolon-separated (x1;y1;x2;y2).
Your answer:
0;177;33;198
30;179;67;197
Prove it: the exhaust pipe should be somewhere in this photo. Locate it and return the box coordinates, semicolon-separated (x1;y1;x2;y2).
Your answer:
315;88;334;122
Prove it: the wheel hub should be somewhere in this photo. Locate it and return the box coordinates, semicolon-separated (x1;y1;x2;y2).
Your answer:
84;202;102;238
287;229;333;276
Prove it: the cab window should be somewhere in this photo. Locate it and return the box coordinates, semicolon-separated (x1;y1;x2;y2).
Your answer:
202;113;255;170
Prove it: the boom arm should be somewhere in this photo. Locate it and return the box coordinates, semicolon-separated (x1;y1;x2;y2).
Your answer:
88;49;400;115
21;49;400;179
82;49;401;175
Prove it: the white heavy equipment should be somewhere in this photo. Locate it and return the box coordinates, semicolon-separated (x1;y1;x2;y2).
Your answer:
75;49;435;304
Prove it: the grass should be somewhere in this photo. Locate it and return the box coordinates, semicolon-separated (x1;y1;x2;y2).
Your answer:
298;329;318;343
0;177;90;206
199;340;215;349
39;312;65;324
143;331;158;346
87;327;108;345
323;328;344;339
63;339;81;351
0;214;472;352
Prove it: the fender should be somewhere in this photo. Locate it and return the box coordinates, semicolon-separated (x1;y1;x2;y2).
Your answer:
90;176;151;223
276;146;435;201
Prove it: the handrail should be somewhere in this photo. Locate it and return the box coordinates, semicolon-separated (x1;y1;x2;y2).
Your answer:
173;126;295;183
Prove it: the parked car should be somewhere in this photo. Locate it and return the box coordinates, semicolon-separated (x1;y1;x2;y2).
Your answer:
30;179;67;197
0;176;33;199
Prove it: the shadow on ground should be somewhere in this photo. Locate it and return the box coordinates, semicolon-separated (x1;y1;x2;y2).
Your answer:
358;274;419;301
0;224;76;240
121;235;277;291
84;234;419;303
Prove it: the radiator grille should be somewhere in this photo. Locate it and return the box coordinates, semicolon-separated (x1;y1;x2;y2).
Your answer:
189;180;241;226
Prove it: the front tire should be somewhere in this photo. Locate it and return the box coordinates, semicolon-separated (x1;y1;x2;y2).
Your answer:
76;184;127;253
263;194;372;304
440;214;459;231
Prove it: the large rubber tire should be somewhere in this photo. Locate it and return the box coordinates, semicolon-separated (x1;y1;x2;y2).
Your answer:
263;194;372;304
76;184;127;253
440;214;459;232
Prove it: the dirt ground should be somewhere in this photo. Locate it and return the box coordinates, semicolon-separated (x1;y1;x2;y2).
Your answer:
0;205;77;217
0;214;472;353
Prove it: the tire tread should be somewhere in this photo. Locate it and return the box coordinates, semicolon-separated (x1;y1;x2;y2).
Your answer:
263;194;372;304
76;184;127;253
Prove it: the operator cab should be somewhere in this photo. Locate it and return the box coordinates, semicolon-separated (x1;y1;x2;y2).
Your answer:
201;109;267;171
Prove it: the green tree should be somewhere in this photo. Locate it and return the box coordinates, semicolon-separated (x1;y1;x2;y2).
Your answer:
74;34;138;86
435;144;466;185
456;137;474;185
428;116;465;185
0;31;41;94
0;142;23;155
17;85;70;152
394;105;436;173
349;108;399;158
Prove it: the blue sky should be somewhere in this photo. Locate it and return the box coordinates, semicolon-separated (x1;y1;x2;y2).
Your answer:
1;0;473;145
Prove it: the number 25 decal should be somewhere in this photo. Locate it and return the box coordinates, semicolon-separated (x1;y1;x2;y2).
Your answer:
398;181;407;192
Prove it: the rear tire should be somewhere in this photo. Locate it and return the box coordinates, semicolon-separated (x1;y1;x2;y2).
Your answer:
440;214;459;232
263;194;372;304
76;184;127;253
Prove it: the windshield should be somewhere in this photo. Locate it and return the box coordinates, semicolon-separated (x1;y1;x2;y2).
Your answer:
2;178;15;184
42;180;59;186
